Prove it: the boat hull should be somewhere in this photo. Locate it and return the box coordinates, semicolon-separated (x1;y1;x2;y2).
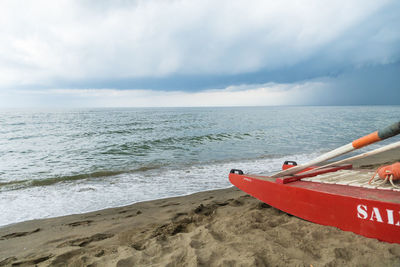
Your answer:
229;172;400;244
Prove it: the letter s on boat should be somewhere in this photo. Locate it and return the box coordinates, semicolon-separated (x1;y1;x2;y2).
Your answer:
357;204;368;219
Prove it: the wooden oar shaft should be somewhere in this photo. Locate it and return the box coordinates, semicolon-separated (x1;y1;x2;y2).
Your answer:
271;120;400;178
301;141;400;175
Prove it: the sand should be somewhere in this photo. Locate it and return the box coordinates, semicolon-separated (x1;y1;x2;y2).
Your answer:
1;149;400;266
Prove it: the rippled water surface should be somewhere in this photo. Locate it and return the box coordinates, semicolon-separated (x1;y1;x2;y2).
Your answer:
0;106;399;226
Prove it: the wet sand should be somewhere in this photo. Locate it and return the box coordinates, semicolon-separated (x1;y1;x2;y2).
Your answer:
1;149;400;266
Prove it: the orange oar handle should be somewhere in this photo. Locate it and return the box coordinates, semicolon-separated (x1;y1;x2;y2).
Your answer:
272;120;400;178
352;121;400;149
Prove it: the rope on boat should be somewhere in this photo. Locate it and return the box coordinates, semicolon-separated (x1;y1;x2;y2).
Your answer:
369;162;400;189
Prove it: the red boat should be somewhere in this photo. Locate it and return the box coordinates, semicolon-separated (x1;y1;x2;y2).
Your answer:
229;121;400;243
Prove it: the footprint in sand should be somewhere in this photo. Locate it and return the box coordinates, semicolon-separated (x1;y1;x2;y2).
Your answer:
0;228;40;240
172;212;188;220
230;199;244;206
189;239;205;249
7;255;53;266
116;257;136;267
50;249;83;266
94;249;105;257
194;203;219;216
131;240;146;251
334;247;353;261
160;202;181;208
0;257;17;266
125;210;142;218
56;233;114;248
66;220;93;227
152;217;193;239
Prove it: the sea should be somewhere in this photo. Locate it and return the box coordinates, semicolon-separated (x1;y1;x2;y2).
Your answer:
1;106;399;227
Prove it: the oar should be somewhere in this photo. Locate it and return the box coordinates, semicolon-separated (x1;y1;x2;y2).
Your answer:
271;120;400;178
300;140;400;175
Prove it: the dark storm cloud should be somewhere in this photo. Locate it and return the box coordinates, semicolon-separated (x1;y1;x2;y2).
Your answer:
0;0;399;106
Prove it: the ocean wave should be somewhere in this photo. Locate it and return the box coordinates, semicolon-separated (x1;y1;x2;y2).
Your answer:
0;171;122;191
7;150;319;191
69;127;156;138
0;164;169;192
101;132;254;155
0;151;322;226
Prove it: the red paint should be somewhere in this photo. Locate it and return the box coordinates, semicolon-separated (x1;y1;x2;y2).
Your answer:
276;165;353;184
282;162;315;172
229;172;400;244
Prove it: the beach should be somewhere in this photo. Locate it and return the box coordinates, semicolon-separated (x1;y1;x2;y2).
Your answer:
1;108;400;266
2;150;400;267
1;189;400;267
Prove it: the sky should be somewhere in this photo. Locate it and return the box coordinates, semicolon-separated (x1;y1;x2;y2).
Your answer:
0;0;399;107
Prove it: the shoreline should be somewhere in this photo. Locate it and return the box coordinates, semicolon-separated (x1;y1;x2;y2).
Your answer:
0;186;233;230
1;187;400;266
1;149;400;266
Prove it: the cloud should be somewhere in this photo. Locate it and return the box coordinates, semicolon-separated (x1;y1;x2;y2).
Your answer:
1;61;397;107
314;62;400;105
0;0;399;90
0;81;325;108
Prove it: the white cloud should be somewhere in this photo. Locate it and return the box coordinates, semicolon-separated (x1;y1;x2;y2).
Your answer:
0;0;398;88
0;81;325;108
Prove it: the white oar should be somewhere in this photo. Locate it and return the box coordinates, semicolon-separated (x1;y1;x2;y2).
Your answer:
271;120;400;178
300;141;400;175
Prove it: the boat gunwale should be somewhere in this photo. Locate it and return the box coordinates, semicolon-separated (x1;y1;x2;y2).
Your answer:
239;170;400;204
